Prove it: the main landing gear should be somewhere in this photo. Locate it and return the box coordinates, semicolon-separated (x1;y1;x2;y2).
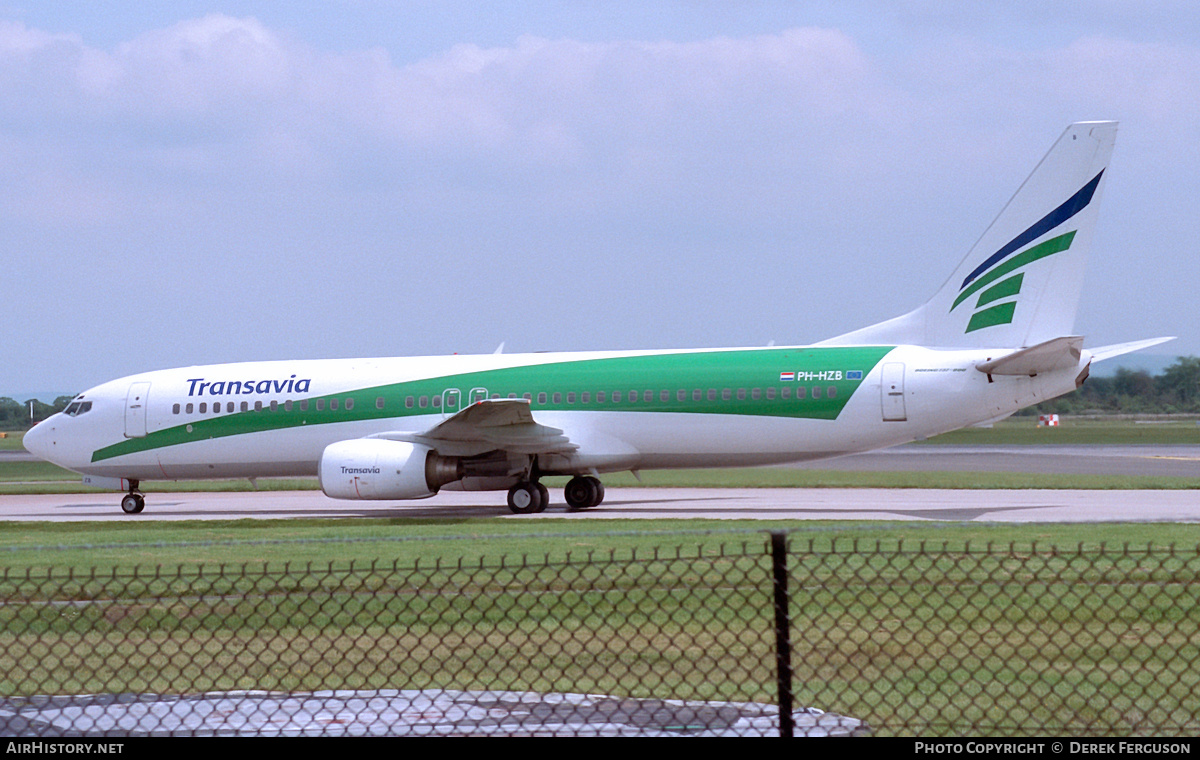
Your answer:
120;481;145;515
505;475;606;515
507;481;550;514
564;476;604;512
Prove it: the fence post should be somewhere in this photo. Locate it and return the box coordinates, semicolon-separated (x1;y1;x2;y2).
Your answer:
770;531;794;738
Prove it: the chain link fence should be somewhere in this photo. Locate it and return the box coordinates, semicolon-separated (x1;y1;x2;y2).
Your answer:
0;535;1198;736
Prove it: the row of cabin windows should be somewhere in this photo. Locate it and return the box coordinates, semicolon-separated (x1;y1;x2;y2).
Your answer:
171;385;841;417
402;385;837;408
173;397;361;415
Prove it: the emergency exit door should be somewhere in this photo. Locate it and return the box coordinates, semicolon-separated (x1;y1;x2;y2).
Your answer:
881;363;907;422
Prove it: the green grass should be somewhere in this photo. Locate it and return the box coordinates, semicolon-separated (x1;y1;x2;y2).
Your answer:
1;518;1199;571
0;528;1197;735
920;415;1200;445
4;419;1200;734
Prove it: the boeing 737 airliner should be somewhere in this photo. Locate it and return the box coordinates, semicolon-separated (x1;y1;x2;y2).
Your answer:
24;122;1172;514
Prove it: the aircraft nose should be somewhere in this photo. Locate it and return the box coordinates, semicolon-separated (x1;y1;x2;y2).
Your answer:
22;418;56;461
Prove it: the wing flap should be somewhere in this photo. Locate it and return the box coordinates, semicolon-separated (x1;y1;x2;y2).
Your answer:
370;398;578;457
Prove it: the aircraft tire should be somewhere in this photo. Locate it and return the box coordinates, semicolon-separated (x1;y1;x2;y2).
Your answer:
565;476;604;510
121;493;145;515
535;482;550;513
507;482;543;515
564;477;592;511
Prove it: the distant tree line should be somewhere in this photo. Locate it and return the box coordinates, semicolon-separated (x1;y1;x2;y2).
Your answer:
1026;356;1200;416
0;396;73;430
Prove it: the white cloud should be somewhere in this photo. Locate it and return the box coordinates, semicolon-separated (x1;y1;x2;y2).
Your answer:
5;12;1200;390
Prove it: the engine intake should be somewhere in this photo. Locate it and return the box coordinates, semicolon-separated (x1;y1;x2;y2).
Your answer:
318;439;462;500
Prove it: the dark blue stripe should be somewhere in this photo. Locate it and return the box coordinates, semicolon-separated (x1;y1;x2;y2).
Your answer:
960;169;1104;291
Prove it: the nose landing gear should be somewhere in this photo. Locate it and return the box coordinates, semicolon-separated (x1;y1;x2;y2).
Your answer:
120;481;145;514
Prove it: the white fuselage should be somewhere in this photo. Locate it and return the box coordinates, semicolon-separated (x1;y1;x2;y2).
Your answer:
24;343;1088;492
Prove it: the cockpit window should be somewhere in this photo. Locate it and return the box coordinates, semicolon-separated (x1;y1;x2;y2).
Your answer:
63;401;92;417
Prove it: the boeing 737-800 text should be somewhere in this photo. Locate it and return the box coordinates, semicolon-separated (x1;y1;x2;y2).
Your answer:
24;122;1172;514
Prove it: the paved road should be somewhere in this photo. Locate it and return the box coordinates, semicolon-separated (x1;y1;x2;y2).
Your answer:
5;444;1199;521
5;486;1200;522
788;444;1200;477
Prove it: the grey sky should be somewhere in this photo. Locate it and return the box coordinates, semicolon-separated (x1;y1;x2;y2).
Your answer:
5;2;1197;396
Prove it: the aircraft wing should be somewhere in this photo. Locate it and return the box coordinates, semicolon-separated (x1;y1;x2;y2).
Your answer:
369;399;578;457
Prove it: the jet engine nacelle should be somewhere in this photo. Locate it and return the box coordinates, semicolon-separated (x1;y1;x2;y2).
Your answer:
318;439;462;500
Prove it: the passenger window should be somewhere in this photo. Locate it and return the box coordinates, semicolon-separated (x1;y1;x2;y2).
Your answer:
781;387;790;400
677;390;686;402
199;402;207;413
316;399;325;411
722;389;731;401
329;399;338;411
376;397;385;410
708;389;717;401
612;391;621;403
752;388;761;400
538;392;547;404
242;401;250;412
629;391;639;403
255;401;263;411
660;390;669;402
693;389;701;401
796;387;806;399
186;403;194;414
431;396;440;408
737;389;746;401
418;396;428;408
285;400;293;412
582;392;591;404
405;397;414;409
567;392;576;404
827;386;837;398
553;392;562;404
270;401;279;412
172;403;180;414
812;387;822;399
597;391;606;403
227;402;234;413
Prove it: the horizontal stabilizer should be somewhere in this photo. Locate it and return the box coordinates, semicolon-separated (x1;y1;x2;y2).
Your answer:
975;336;1084;377
1088;336;1176;364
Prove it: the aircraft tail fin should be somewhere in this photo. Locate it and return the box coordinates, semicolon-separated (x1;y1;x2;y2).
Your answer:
821;121;1118;349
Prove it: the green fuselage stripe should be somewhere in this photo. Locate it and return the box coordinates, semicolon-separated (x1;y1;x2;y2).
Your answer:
92;346;895;462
